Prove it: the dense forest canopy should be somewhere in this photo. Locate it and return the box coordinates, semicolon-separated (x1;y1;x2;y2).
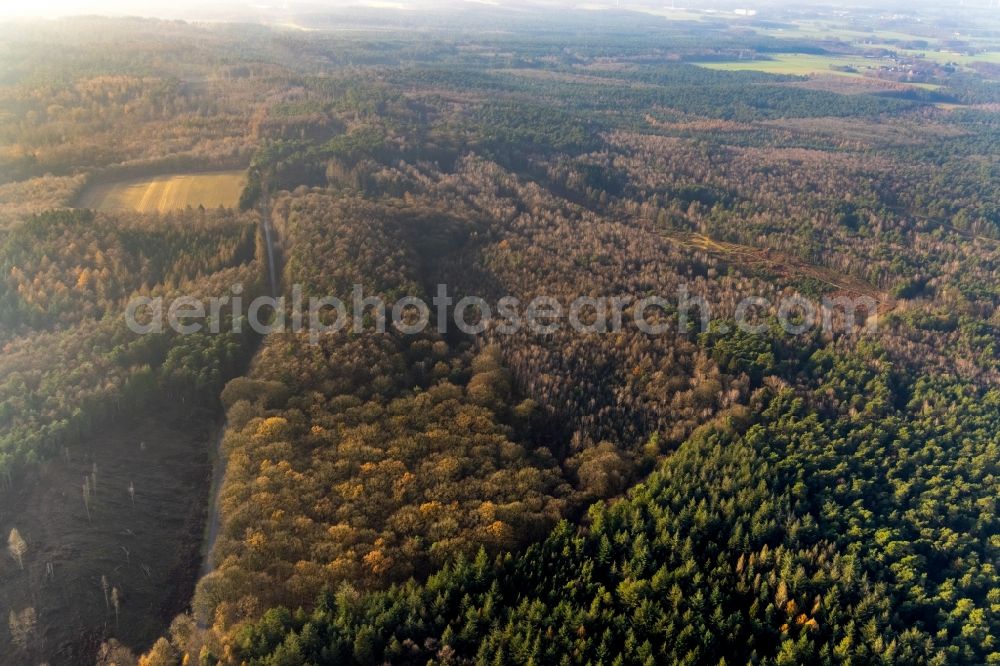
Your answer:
0;4;999;665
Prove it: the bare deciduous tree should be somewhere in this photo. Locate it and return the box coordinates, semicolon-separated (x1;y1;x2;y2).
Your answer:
7;528;26;570
95;639;138;666
8;607;36;651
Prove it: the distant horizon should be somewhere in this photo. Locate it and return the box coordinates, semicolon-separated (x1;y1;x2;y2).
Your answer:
3;0;995;22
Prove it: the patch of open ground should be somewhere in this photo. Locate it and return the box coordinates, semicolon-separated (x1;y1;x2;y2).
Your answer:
0;406;218;665
78;170;246;213
663;231;894;317
699;53;903;77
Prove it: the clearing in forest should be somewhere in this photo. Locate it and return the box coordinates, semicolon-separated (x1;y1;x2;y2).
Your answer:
78;170;246;212
663;231;895;317
698;53;902;77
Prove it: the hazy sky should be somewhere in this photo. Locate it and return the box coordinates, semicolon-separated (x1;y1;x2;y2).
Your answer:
0;1;561;20
0;1;484;20
1;1;322;20
0;0;983;21
0;0;201;19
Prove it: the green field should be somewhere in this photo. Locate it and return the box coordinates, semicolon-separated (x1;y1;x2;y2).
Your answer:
757;25;931;43
698;53;900;77
752;19;1000;69
937;51;1000;66
78;170;246;212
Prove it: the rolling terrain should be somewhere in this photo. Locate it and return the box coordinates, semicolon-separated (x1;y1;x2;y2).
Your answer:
0;6;999;665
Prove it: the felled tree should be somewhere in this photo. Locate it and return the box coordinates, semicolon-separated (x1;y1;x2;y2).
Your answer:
83;478;92;521
111;587;121;627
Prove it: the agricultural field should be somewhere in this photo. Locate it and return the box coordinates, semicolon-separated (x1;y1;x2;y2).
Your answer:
77;170;246;213
698;53;902;77
756;24;932;44
751;19;1000;69
936;50;1000;66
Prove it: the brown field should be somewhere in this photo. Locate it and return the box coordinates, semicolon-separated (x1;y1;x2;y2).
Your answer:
78;170;246;212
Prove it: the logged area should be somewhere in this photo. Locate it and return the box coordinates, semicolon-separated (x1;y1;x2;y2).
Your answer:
0;408;215;666
77;171;247;213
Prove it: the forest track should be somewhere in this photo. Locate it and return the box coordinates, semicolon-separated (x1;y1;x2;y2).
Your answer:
198;425;227;580
663;230;896;315
199;194;279;579
890;206;1000;249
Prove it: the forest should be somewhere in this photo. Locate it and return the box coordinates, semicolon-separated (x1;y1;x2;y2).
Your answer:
0;5;999;665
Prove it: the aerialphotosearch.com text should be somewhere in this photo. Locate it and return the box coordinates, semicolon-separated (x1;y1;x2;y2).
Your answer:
125;283;879;343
